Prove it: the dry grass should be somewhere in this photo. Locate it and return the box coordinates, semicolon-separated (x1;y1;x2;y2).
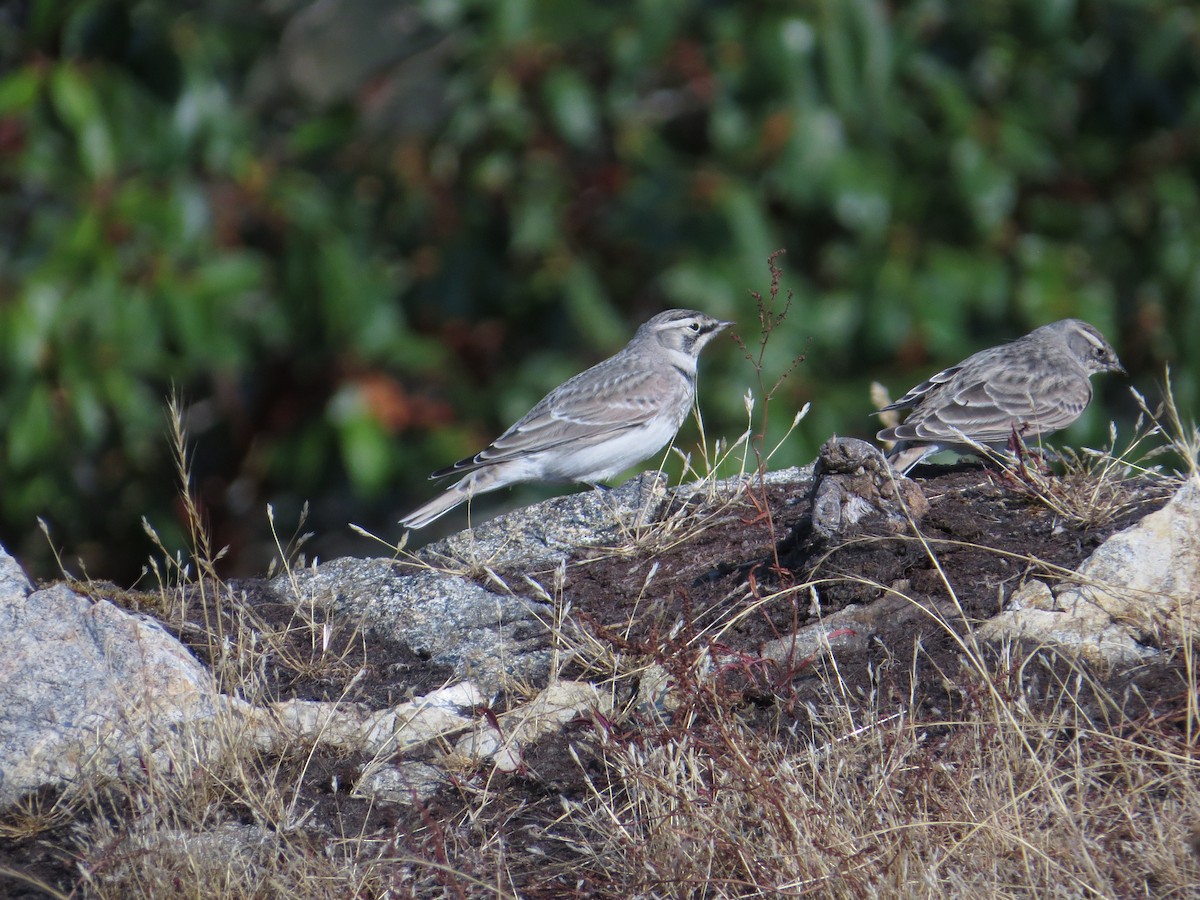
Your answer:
5;378;1200;898
517;523;1200;897
541;630;1200;897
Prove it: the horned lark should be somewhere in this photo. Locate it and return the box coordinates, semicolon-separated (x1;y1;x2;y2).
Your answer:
400;309;733;529
877;318;1124;474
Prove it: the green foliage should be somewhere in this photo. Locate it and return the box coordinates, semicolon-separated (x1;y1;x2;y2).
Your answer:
0;0;1197;579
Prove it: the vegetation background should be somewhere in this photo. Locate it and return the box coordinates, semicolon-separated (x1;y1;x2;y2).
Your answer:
1;0;1196;582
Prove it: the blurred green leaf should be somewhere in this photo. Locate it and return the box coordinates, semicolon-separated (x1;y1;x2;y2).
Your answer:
0;69;40;112
951;137;1016;235
563;260;623;347
7;383;55;471
50;64;115;180
543;68;599;148
329;386;393;494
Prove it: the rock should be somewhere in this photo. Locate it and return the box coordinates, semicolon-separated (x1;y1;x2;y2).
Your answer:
810;437;929;539
268;557;554;694
1006;579;1056;610
979;475;1200;664
0;546;32;596
353;761;445;805
758;591;952;667
0;548;226;808
0;537;496;810
101;823;280;888
421;471;671;571
253;681;483;756
454;681;610;773
634;663;681;722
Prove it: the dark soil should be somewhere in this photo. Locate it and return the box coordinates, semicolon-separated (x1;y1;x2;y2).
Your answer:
2;465;1190;898
558;469;1176;724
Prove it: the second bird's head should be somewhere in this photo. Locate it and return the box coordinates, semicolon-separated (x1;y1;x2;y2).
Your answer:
1046;318;1125;376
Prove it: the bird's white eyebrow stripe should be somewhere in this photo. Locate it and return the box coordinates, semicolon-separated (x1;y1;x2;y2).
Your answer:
1079;327;1106;349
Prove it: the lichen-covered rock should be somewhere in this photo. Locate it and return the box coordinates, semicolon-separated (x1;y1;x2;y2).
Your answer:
0;538;496;810
353;761;445;804
421;470;670;570
454;680;610;773
268;556;555;693
0;549;225;807
980;475;1200;664
252;682;482;755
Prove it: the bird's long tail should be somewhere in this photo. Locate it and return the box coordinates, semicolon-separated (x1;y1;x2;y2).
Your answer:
399;470;498;530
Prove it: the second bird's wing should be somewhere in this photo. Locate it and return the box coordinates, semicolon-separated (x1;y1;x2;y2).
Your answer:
879;363;965;412
892;363;1093;444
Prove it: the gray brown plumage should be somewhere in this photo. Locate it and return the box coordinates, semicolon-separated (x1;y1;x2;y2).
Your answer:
877;318;1124;473
400;309;732;529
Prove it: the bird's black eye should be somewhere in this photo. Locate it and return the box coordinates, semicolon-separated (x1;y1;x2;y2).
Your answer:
689;321;702;332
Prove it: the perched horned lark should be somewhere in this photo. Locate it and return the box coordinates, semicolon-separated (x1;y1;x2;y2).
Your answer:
877;318;1124;474
400;309;732;529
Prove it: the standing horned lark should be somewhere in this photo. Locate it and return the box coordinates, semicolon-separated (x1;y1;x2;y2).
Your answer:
877;318;1124;474
400;309;733;529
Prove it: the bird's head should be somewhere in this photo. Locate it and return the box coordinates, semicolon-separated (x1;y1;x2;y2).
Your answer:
638;309;734;358
1054;318;1125;376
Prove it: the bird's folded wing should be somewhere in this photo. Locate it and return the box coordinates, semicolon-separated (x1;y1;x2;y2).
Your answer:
880;364;963;412
904;368;1092;443
434;366;679;476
